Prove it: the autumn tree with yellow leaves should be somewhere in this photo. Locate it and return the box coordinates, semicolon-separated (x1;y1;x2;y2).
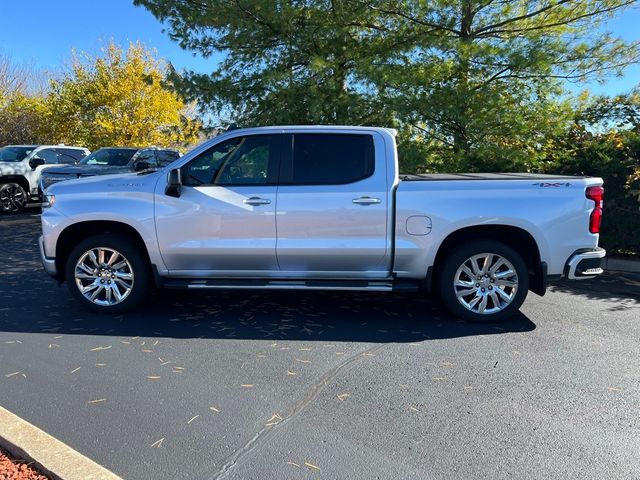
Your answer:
45;42;200;150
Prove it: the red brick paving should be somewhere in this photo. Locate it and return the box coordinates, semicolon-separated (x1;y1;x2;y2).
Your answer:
0;449;49;480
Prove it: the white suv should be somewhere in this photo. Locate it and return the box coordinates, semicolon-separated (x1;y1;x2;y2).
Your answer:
0;145;90;213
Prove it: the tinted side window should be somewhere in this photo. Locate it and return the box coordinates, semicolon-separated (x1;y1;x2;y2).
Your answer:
288;134;375;185
134;150;158;167
35;149;60;164
57;148;86;164
182;135;279;186
157;150;180;166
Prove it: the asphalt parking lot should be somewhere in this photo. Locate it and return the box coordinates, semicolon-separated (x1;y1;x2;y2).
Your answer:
1;210;639;480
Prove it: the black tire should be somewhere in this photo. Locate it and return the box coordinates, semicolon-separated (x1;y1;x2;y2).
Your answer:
65;233;150;313
0;182;27;214
438;240;529;323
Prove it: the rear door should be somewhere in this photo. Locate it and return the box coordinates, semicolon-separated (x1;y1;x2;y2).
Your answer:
275;132;392;278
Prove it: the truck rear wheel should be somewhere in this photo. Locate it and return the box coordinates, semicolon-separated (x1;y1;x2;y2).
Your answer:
65;234;150;313
438;240;529;322
0;182;27;214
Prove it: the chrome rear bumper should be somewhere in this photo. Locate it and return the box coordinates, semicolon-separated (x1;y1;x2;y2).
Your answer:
565;247;606;280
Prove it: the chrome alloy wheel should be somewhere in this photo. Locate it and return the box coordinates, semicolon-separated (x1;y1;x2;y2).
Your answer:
0;184;26;212
453;253;519;315
74;247;134;306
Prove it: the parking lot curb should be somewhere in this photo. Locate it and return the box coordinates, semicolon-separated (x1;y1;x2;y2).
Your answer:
0;406;122;480
605;256;640;273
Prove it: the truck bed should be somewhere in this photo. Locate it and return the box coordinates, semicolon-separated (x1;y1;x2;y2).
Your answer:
401;173;589;181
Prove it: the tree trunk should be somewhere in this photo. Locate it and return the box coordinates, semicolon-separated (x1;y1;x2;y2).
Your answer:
454;0;474;161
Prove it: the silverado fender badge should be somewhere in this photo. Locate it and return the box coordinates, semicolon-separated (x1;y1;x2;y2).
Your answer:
107;183;145;187
532;182;571;187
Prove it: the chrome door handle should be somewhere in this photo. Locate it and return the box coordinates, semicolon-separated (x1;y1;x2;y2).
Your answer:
243;197;271;206
352;196;381;205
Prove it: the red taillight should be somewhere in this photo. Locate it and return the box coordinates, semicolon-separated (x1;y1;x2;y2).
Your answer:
586;186;604;234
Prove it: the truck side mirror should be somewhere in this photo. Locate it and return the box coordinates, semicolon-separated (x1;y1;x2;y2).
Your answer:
165;168;182;197
29;158;46;169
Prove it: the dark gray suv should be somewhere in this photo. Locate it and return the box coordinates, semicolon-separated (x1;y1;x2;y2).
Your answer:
39;147;182;191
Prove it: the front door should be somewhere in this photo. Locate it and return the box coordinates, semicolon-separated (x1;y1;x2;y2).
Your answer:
155;134;282;275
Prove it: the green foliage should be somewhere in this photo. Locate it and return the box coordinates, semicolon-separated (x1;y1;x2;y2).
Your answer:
545;93;640;254
136;0;638;173
136;0;394;127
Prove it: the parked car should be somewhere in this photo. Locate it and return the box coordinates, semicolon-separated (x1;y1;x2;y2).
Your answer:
39;147;182;191
39;126;606;321
0;145;90;213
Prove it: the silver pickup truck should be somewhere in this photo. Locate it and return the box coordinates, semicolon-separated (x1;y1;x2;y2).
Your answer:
39;126;606;322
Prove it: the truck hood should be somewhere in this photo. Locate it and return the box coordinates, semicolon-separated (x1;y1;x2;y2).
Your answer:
43;164;133;177
47;170;162;196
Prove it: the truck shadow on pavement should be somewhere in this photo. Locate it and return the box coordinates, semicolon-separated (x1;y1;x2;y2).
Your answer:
549;273;640;312
0;286;536;343
0;212;537;342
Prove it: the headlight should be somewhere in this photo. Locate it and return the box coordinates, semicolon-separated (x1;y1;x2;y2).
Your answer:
42;175;72;189
42;194;56;208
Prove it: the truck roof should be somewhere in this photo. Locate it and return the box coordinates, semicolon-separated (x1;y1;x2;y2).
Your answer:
218;125;398;137
4;144;87;149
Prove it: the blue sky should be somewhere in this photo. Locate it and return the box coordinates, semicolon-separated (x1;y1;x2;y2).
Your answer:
0;0;222;74
0;0;638;96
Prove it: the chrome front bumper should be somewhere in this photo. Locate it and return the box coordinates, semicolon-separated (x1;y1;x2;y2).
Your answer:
39;235;57;277
565;247;606;280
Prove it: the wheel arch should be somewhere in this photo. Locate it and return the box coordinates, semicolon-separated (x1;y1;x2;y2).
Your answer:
429;224;546;296
55;220;152;282
0;175;30;194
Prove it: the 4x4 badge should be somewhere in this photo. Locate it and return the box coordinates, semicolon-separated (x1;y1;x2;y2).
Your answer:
532;182;571;187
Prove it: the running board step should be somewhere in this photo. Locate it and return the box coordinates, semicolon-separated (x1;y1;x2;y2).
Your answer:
162;278;419;292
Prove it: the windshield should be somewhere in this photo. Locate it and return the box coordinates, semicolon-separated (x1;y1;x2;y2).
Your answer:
0;146;34;162
80;148;138;166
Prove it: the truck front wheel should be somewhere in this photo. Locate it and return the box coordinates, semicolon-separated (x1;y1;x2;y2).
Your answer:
438;240;529;322
65;234;150;313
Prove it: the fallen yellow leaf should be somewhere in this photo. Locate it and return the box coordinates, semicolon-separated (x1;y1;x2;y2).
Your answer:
187;415;199;424
304;462;320;471
151;437;164;448
90;345;112;352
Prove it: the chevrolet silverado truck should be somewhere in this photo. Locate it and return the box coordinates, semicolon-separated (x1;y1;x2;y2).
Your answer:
39;126;606;322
